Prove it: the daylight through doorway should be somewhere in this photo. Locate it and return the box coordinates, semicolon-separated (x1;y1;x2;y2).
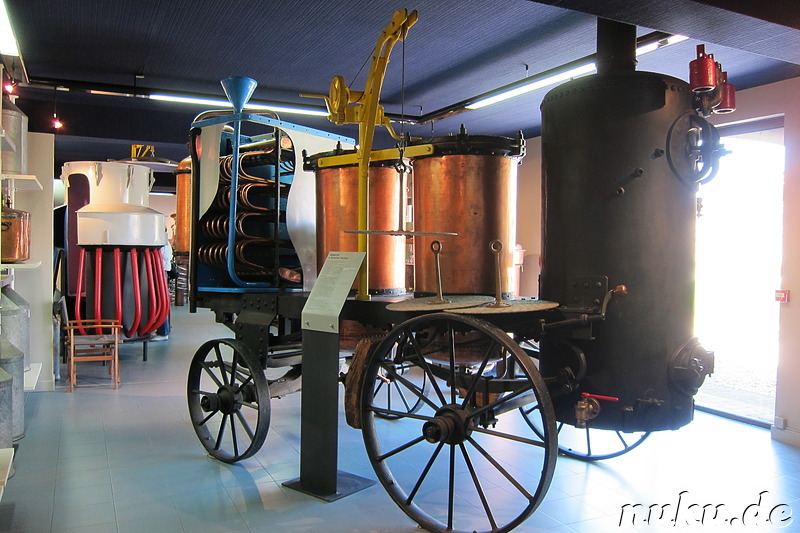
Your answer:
694;129;785;425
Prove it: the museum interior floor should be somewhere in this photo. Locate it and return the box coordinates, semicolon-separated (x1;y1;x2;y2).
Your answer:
3;305;799;532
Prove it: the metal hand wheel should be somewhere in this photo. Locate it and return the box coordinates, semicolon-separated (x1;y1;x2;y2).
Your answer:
187;338;270;463
360;312;557;533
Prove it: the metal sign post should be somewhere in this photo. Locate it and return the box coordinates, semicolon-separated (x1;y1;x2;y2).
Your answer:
284;251;374;501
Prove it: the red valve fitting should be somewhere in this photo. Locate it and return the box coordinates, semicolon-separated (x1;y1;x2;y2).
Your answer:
581;392;619;402
575;392;619;427
689;44;717;92
715;72;736;114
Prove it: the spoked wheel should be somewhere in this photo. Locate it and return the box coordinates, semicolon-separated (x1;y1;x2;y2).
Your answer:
187;338;270;463
519;406;651;461
360;313;558;533
373;358;431;420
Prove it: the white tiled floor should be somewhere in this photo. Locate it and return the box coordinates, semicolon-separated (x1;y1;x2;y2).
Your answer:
4;305;800;532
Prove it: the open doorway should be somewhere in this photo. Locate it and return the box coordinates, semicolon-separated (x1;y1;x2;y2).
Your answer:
694;125;785;426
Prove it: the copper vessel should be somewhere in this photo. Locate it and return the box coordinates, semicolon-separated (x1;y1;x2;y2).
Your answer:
311;151;406;294
412;132;524;297
174;156;192;253
1;206;31;263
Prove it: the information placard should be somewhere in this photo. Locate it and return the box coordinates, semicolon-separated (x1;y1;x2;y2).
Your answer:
301;251;365;333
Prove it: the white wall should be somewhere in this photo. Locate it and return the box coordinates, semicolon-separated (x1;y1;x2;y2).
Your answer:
515;77;800;448
148;194;178;242
15;133;55;390
516;137;542;297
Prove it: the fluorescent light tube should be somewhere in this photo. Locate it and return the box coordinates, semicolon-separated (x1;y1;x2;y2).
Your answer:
467;63;596;110
149;94;329;117
466;34;689;110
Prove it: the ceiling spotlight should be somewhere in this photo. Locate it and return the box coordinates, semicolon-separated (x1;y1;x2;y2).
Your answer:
3;82;13;93
53;114;63;129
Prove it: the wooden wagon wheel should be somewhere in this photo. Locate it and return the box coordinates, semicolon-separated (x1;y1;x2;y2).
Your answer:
360;313;558;533
187;338;270;463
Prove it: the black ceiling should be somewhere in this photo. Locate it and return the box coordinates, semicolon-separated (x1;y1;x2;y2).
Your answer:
6;0;800;165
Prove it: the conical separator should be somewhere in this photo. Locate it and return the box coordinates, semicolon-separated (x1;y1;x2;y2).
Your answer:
220;76;257;113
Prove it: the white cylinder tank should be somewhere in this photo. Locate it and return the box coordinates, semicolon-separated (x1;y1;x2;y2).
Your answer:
62;161;166;247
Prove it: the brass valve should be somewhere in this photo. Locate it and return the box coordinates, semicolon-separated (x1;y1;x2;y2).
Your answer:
575;392;619;428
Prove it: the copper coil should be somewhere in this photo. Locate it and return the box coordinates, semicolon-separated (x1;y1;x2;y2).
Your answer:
234;241;268;272
219;156;232;183
239;152;276;184
202;213;283;240
236;212;280;239
238;183;287;210
233;238;292;271
212;187;231;211
212;217;229;240
218;152;279;186
200;216;228;240
198;239;294;280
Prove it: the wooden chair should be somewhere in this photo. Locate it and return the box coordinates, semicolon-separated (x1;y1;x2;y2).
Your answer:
64;319;121;393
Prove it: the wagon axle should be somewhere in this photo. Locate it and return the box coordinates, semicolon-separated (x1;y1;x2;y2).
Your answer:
423;405;472;445
199;382;258;416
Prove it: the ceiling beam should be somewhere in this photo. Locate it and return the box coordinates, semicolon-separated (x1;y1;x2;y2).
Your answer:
528;0;800;64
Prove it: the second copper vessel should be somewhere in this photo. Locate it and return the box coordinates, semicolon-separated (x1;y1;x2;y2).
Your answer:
412;131;524;297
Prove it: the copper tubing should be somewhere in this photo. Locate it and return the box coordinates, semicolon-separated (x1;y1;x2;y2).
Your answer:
202;212;280;240
219;152;278;185
74;248;87;335
239;183;288;209
127;249;142;337
315;163;406;293
413;154;518;296
196;240;295;283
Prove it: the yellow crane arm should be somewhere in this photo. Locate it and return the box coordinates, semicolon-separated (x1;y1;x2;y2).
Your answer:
305;9;418;300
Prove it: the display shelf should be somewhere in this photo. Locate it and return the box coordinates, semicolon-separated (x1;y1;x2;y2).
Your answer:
0;174;42;191
0;447;13;500
24;363;42;391
0;261;42;271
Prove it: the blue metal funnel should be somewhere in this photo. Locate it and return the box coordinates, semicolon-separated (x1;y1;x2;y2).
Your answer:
220;76;257;113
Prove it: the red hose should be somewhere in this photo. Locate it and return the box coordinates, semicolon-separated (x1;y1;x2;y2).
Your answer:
151;249;165;330
94;248;103;334
153;249;170;330
114;248;123;327
138;248;158;336
74;248;87;335
126;249;142;338
150;249;166;333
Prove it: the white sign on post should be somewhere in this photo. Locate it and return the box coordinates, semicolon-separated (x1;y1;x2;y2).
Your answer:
301;251;366;333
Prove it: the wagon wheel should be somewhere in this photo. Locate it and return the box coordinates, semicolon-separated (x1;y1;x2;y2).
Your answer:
187;338;270;463
361;313;557;533
519;405;651;461
373;344;431;420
